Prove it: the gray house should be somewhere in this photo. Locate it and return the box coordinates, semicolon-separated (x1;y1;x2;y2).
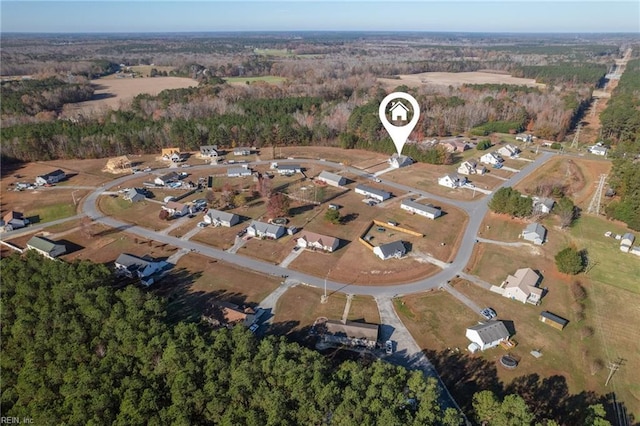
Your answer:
204;209;240;227
246;221;286;239
400;199;442;220
35;169;66;186
154;171;180;186
124;188;146;203
355;184;391;202
114;253;169;286
277;164;302;175
2;211;29;231
227;167;252;177
26;236;66;259
200;145;219;158
532;197;555;214
373;241;406;260
317;171;346;187
521;223;547;245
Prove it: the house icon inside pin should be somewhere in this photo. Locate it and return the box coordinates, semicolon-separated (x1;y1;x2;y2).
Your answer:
389;101;409;122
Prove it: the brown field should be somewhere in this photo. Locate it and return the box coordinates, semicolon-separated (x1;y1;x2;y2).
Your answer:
67;76;198;115
97;195;170;232
259;146;390;168
379;71;545;89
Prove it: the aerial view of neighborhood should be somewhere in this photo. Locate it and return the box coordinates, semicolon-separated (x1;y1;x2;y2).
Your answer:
1;1;639;425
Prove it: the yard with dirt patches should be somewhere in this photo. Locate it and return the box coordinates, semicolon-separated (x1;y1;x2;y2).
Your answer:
378;71;544;89
66;76;198;116
98;195;170;232
0;186;84;225
259;146;390;167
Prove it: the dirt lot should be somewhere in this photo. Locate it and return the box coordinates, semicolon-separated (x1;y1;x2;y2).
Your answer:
378;71;544;89
0;187;84;225
97;195;170;232
259;146;390;168
67;76;198;115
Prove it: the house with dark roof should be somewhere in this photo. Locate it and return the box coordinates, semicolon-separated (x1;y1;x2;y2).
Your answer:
521;223;547;245
373;240;406;260
204;209;240;227
466;321;510;352
35;169;66;186
246;221;286;239
400;199;442;220
123;188;147;203
539;311;569;330
324;320;379;348
317;171;346;187
114;253;169;286
355;184;391;202
154;171;180;186
296;230;340;252
199;145;219;158
2;211;29;231
26;236;66;259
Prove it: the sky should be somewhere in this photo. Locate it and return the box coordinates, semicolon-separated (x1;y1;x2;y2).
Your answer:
1;1;639;33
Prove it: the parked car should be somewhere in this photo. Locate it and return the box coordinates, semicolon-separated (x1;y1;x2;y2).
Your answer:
385;340;393;355
480;308;497;320
374;178;382;183
197;222;208;228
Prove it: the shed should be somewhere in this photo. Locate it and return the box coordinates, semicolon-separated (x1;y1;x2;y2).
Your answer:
317;171;346;187
539;311;569;330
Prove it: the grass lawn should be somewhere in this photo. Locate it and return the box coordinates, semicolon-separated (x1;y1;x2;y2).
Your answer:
28;202;77;223
191;224;240;250
241;235;297;265
98;195;169;232
477;212;531;242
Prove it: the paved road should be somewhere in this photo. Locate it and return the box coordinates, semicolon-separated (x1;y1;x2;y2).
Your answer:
0;214;85;240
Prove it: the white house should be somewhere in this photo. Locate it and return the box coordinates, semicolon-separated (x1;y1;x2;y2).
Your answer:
246;221;286;240
373;240;406;260
388;154;413;169
233;147;252;156
204;209;240;227
114;253;168;286
2;211;29;231
480;152;504;165
154;171;180;186
521;223;547;245
26;236;66;259
296;231;340;252
620;233;635;253
278;164;302;175
199;145;219;158
466;321;510;352
227;167;252;177
515;134;533;143
457;159;486;176
317;171;346;187
629;246;640;257
532;196;555;214
400;199;442;220
162;201;190;217
169;152;185;163
355;184;391;202
498;144;520;157
589;145;608;156
438;174;467;189
35;169;66;186
501;268;543;304
389;101;409;121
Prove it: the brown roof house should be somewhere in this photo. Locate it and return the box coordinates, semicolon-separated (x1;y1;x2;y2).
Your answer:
493;268;544;304
324;320;379;349
296;231;340;252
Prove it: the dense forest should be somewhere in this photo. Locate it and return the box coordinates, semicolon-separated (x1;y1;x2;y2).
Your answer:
0;252;613;425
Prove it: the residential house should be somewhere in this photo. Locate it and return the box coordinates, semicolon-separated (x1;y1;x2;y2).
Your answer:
445;140;471;153
532;196;555;214
457;159;486;175
400;199;442;220
501;268;543;304
317;171;346;187
388;153;413;168
466;321;510;352
373;240;407;260
26;236;66;259
169;152;185;163
480;152;504;165
539;311;569;330
161;147;180;157
199;145;219;158
114;253;168;286
154;171;180;186
163;201;190;217
438;174;467;189
589;145;608;156
515;134;533;143
35;169;66;186
123;188;146;203
498;144;520;157
227;167;252;177
296;230;340;252
324;320;379;349
521;223;547;245
620;233;635;253
204;209;240;227
233;147;252;156
2;211;29;231
629;246;640;257
246;221;286;240
278;164;302;175
354;184;391;202
389;101;409;121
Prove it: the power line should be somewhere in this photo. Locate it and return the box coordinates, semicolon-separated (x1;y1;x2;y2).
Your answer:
605;358;624;387
570;124;581;149
587;174;607;216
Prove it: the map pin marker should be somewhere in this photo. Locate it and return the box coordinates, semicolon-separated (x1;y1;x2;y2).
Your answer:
379;92;420;156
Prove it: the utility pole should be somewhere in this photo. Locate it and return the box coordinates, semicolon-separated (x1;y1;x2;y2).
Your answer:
587;174;607;216
321;270;330;304
570;124;581;149
605;358;624;386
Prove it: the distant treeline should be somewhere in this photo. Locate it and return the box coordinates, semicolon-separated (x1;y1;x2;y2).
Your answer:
1;77;94;116
515;63;608;85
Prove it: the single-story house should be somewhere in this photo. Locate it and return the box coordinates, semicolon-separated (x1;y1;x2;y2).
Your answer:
204;209;240;227
521;223;547;245
154;171;180;186
211;302;262;327
480;152;504;165
457;159;486;176
400;199;442;220
354;184;391;202
233;147;252;156
2;211;29;231
325;319;379;349
532;196;555;214
498;144;520;157
296;230;340;252
620;233;635;253
388;153;413;168
114;253;168;286
26;236;66;259
373;240;406;260
317;171;346;187
246;221;286;240
438;174;467;189
502;267;543;304
199;145;219;158
227;167;252;177
35;169;66;186
163;201;190;217
515;134;533;143
589;145;608;156
123;188;146;203
466;321;510;352
278;164;302;175
539;311;569;330
444;140;471;153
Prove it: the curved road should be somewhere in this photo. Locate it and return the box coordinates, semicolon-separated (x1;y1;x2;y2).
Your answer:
83;151;554;297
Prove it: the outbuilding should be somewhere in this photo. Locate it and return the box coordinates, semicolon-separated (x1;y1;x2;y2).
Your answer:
539;311;569;330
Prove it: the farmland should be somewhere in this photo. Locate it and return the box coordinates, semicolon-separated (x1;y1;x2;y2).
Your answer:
379;71;545;89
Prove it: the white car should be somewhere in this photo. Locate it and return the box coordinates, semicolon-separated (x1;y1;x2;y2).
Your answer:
385;340;393;355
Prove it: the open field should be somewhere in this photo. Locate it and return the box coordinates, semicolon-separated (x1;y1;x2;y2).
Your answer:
97;195;170;232
224;76;286;85
126;65;176;77
0;185;85;225
379;71;545;89
67;76;198;115
259;146;390;167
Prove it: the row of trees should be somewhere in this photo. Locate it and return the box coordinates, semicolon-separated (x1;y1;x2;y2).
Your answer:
1;76;94;116
488;187;533;218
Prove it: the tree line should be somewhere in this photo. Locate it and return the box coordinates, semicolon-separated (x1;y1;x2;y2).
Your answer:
1;76;94;116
